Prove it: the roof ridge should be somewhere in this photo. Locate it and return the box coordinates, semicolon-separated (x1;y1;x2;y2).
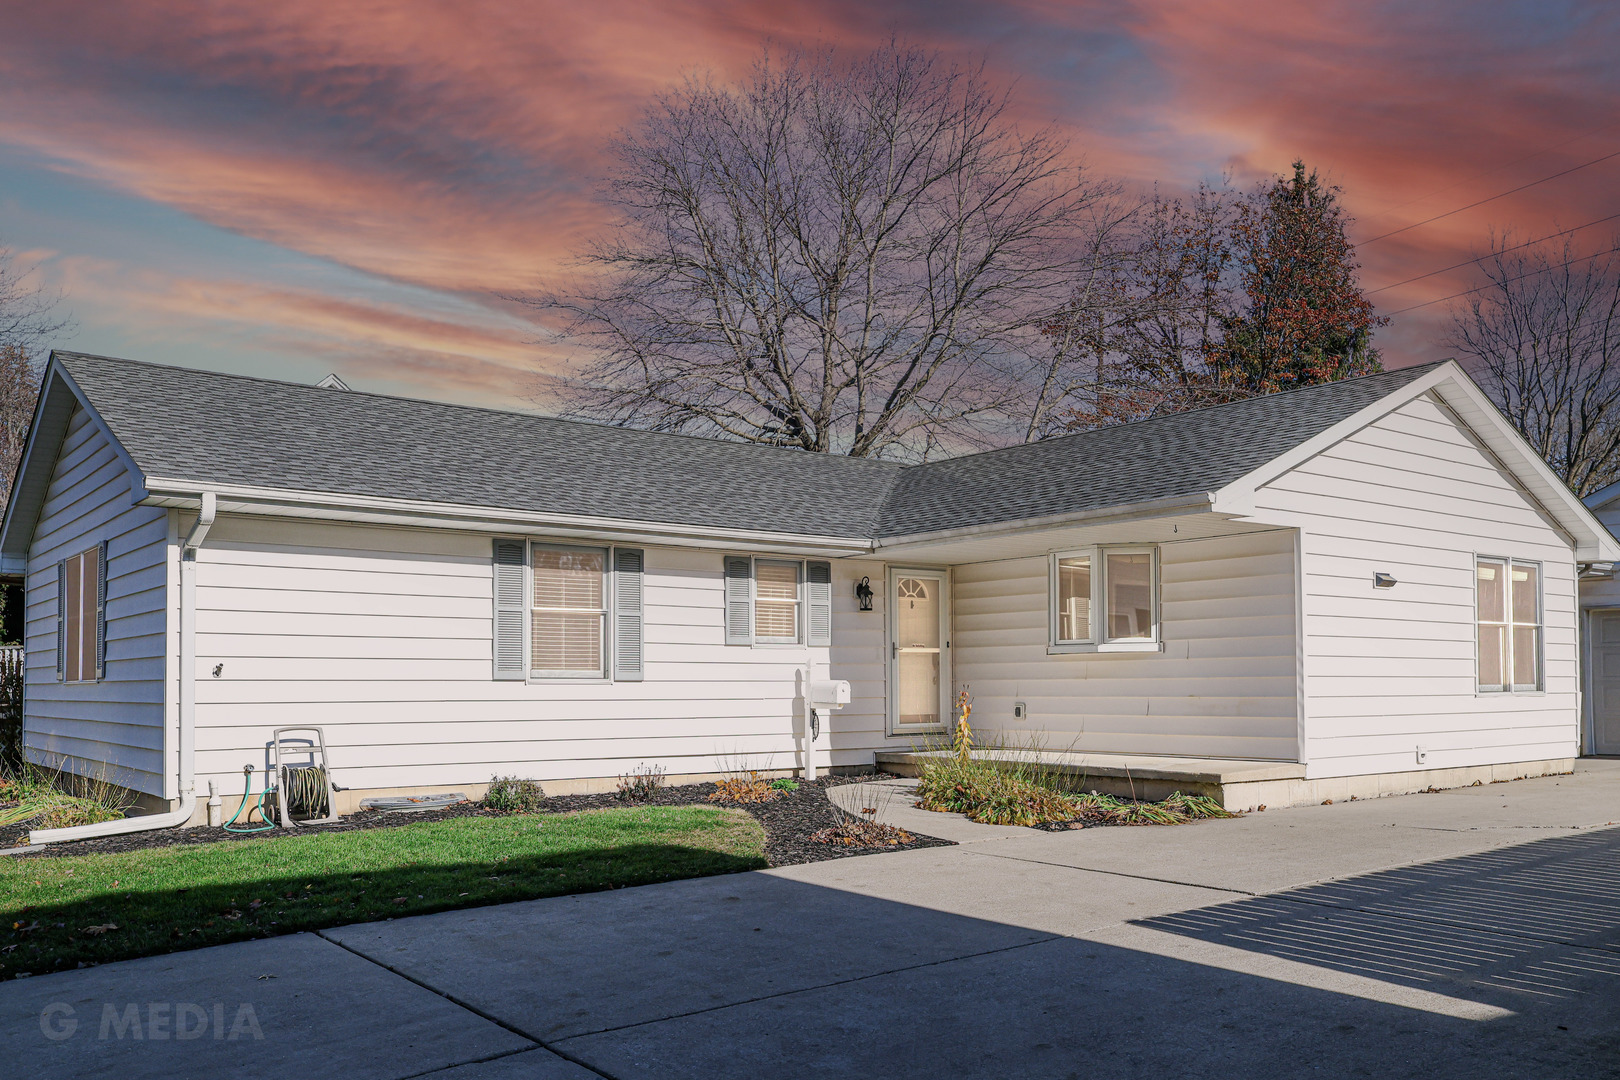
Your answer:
873;360;1453;537
49;351;907;473
895;361;1451;473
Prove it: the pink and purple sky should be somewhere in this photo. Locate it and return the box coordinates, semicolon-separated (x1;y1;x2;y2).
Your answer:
1;1;1615;409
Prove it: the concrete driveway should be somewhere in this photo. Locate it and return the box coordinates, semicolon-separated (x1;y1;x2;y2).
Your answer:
4;761;1618;1079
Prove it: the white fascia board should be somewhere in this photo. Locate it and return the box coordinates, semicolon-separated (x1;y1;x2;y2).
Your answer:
1211;360;1620;562
1427;372;1620;561
0;357;150;565
872;493;1217;554
139;479;877;558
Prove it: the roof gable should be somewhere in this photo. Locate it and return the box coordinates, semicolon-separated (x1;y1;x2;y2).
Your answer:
875;366;1443;539
0;362;147;573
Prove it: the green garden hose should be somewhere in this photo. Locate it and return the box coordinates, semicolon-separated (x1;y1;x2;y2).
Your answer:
225;765;274;833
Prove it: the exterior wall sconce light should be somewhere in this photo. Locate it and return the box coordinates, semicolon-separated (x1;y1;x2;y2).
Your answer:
855;576;874;611
1373;572;1397;589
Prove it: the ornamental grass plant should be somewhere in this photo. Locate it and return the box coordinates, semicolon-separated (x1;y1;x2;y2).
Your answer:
913;716;1238;828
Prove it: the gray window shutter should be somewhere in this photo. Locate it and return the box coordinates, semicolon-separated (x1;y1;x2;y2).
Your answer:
807;561;832;647
613;547;645;682
95;540;109;681
492;539;526;680
55;560;66;681
724;555;753;646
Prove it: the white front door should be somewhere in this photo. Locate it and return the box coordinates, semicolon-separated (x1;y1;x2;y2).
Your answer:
1592;610;1620;754
890;569;949;735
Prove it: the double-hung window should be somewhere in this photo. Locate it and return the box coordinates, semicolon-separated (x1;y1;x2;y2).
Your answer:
723;556;832;648
753;560;802;643
1050;546;1159;652
1476;557;1541;692
531;545;607;678
492;539;645;683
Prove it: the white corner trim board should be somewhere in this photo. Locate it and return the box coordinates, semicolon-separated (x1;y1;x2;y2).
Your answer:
27;492;216;846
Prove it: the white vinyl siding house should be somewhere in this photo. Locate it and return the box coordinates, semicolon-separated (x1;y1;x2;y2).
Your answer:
953;529;1300;761
183;514;890;799
1570;478;1620;755
1246;393;1580;779
5;352;1614;822
21;403;170;797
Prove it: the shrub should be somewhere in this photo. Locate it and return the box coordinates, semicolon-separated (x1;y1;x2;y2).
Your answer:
917;762;1079;826
483;776;546;813
811;819;913;847
615;764;666;802
914;743;1239;828
0;758;131;832
769;777;799;792
708;775;778;804
1069;789;1237;826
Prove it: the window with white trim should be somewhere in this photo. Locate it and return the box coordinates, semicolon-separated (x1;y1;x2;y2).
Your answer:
1103;549;1155;642
1055;554;1092;643
1476;557;1541;692
722;556;832;648
754;560;802;643
531;545;607;678
1050;546;1159;650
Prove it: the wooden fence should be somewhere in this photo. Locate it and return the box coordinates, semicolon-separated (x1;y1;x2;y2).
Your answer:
0;646;21;767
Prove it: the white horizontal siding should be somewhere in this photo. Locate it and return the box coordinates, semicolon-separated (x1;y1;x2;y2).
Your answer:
1579;498;1620;616
952;529;1299;761
23;405;170;795
1251;391;1579;778
190;515;888;794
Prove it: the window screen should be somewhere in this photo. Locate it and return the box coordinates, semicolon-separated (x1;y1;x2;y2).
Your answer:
754;560;801;643
532;546;606;676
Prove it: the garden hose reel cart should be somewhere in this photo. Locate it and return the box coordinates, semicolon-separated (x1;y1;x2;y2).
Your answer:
271;726;341;827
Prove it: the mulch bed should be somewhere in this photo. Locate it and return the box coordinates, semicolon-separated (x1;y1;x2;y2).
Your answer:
1;773;952;866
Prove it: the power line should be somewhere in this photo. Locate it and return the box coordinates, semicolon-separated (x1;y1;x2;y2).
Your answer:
1384;241;1620;316
1360;147;1620;246
1373;118;1620;219
1366;212;1620;295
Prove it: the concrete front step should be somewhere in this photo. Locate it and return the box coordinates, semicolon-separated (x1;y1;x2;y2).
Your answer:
874;750;1575;810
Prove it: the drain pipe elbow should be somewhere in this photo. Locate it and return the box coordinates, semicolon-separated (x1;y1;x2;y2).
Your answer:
185;491;216;552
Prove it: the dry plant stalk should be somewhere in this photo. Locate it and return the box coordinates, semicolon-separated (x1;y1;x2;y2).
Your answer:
707;774;780;804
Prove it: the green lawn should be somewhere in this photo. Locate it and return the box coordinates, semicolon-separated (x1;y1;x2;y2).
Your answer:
1;805;766;978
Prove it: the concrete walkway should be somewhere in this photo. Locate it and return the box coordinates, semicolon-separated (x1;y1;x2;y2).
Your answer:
4;761;1618;1079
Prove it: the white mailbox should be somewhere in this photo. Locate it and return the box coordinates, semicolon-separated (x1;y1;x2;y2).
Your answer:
809;679;851;707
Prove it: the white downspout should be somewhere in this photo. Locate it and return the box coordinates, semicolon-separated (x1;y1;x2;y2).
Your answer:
29;493;215;846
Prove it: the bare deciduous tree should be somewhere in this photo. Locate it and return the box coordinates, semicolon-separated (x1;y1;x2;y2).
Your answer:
1034;184;1239;434
1446;236;1620;497
0;244;70;509
1054;163;1385;432
537;43;1128;459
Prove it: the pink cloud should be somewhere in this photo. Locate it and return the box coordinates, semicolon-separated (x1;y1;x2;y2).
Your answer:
3;0;1616;388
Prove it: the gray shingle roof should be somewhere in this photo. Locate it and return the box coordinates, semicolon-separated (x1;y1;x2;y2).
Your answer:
875;364;1443;537
56;353;905;539
53;352;1441;544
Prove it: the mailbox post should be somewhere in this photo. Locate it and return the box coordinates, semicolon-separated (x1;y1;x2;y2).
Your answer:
804;678;850;781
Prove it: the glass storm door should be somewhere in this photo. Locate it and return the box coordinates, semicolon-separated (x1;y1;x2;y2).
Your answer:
891;570;949;733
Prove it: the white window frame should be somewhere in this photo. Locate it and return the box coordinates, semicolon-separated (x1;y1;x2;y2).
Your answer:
752;558;804;645
1475;555;1543;694
1048;545;1162;654
528;542;610;681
